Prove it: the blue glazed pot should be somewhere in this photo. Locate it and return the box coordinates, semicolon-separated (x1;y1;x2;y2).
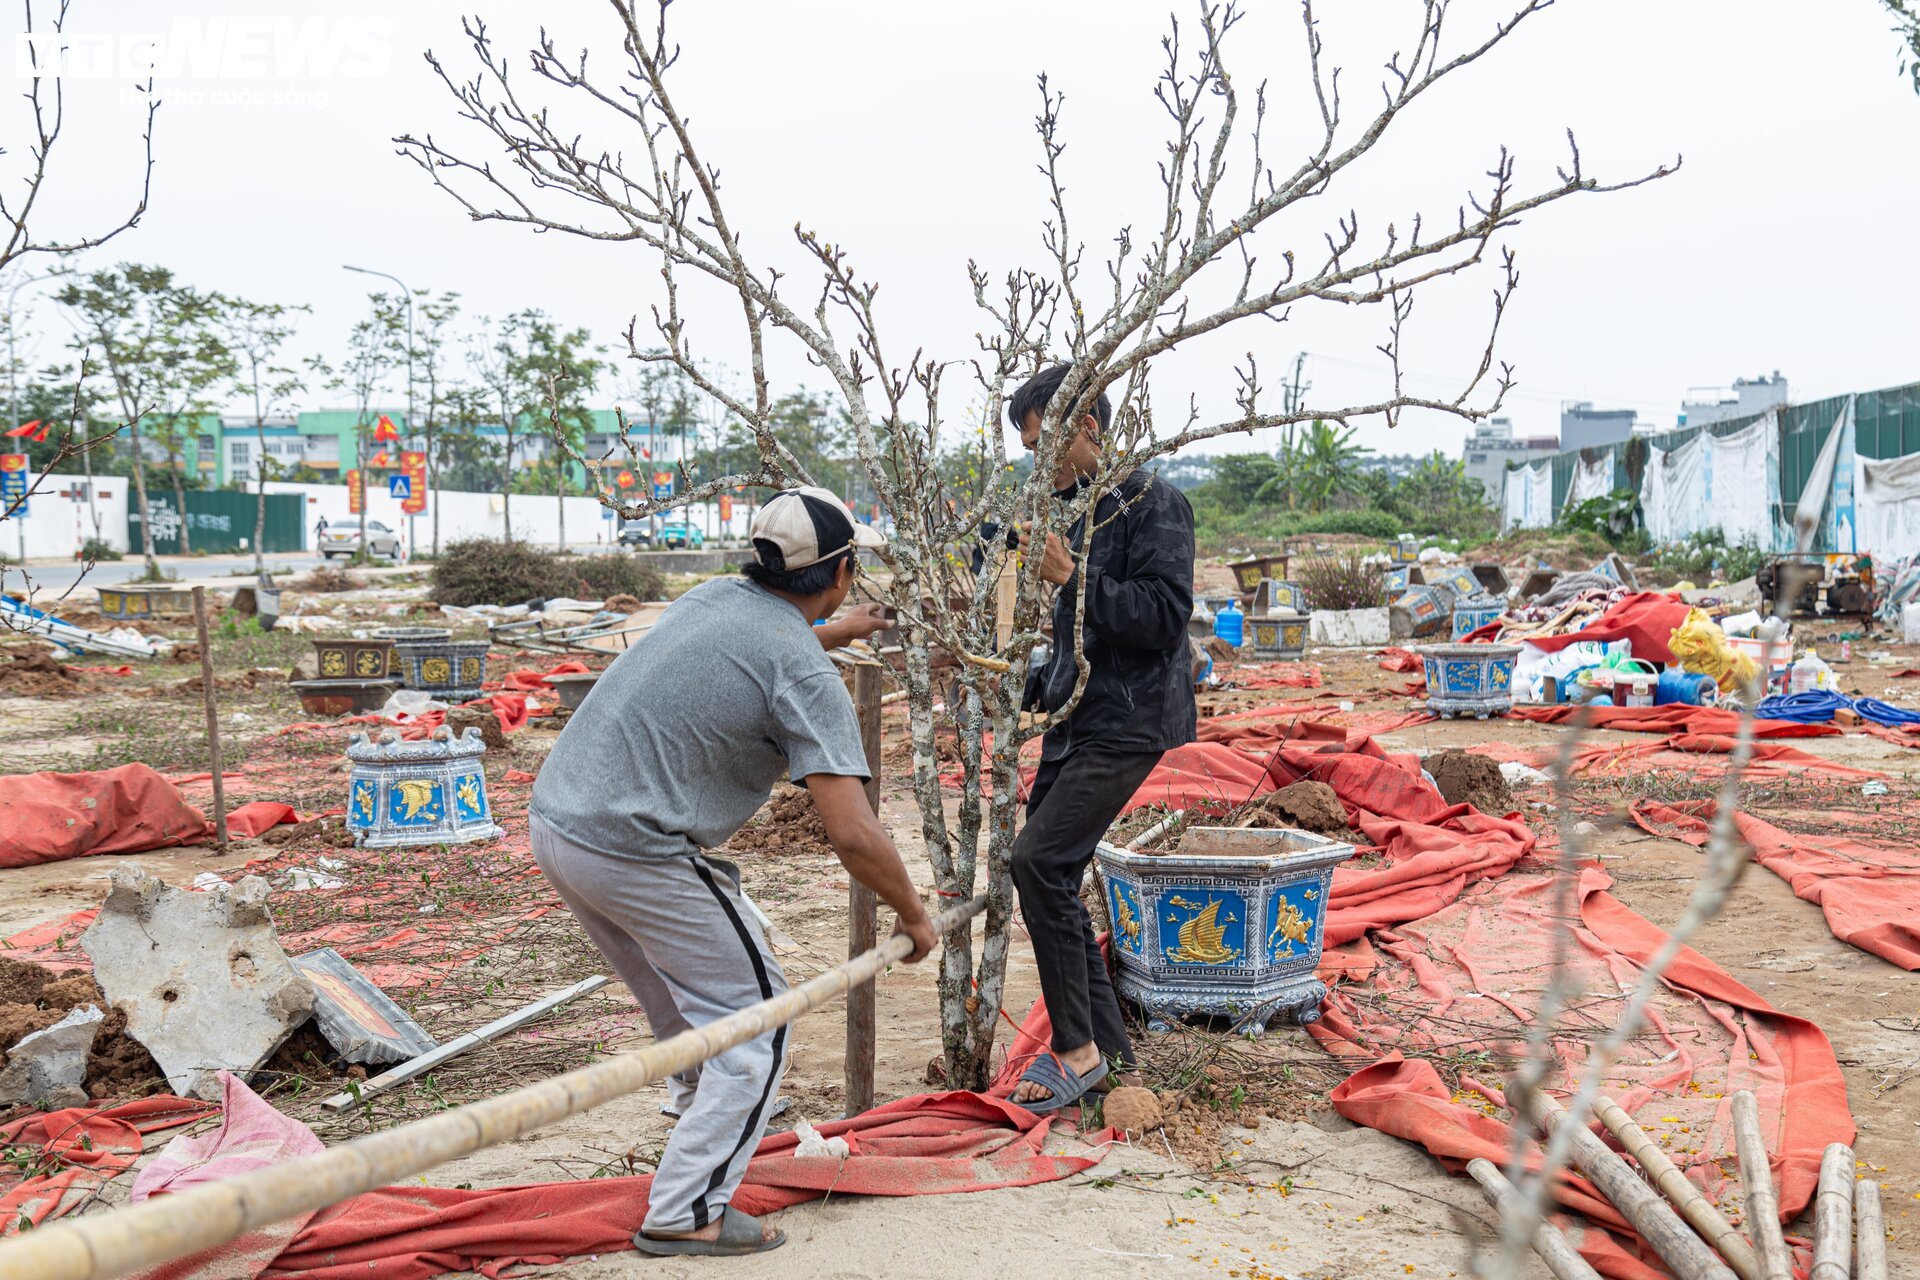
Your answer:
1094;826;1354;1033
1417;642;1521;719
391;638;490;703
1246;611;1309;660
1392;583;1453;638
1450;595;1505;640
345;726;503;849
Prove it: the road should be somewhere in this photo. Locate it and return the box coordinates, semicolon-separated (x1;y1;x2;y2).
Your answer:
3;555;334;603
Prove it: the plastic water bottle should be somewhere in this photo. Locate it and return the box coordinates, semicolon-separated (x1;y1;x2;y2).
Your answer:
1789;650;1830;695
1214;600;1244;648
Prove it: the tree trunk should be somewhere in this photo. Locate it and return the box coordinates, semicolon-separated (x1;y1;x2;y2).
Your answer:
502;428;514;542
253;421;267;574
169;440;192;556
555;455;565;551
127;422;157;574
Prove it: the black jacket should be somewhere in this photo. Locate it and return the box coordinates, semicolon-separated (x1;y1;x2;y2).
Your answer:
1024;468;1197;760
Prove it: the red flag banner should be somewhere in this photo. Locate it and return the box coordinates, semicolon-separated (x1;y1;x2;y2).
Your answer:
401;451;427;514
347;469;363;515
718;493;734;523
373;414;400;442
3;420;43;440
615;469;635;489
369;450;391;469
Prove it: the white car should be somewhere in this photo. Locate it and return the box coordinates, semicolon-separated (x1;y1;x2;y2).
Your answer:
319;519;402;560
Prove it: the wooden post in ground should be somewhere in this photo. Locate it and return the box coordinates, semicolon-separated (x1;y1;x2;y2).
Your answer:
1808;1143;1854;1280
844;659;881;1117
1465;1158;1602;1280
1854;1178;1886;1280
1730;1091;1793;1280
190;587;227;847
1590;1093;1759;1280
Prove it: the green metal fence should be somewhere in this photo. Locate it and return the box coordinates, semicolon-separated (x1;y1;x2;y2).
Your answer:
126;489;305;555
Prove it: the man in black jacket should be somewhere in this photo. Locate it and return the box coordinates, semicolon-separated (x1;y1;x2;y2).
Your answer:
1006;364;1196;1111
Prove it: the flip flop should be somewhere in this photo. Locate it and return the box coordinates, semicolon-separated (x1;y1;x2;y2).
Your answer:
633;1205;786;1257
1012;1054;1110;1116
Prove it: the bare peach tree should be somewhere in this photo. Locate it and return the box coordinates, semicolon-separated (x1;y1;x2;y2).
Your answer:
401;0;1672;1087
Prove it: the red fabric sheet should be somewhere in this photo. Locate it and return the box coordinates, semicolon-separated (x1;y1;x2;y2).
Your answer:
0;764;215;868
1509;702;1839;739
1376;646;1423;673
1233;664;1322;690
1634;801;1920;969
497;660;590;691
1521;592;1693;665
0;1097;213;1233
1318;867;1852;1280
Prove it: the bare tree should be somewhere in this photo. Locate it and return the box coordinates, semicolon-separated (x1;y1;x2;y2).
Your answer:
1;0;159;278
401;0;1674;1087
217;297;309;574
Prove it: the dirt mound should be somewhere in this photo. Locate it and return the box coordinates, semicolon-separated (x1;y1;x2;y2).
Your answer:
0;959;167;1099
174;668;277;695
722;785;834;859
1424;750;1514;815
1236;781;1351;836
0;650;84;698
1204;636;1239;666
446;704;507;750
261;814;353;851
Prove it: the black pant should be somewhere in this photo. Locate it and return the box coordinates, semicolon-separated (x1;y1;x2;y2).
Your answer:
1012;744;1163;1068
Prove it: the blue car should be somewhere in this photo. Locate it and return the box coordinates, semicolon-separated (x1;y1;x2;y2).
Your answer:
658;522;705;549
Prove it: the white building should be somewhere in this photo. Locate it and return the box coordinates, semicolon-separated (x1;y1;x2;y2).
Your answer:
1462;418;1559;499
1682;372;1789;428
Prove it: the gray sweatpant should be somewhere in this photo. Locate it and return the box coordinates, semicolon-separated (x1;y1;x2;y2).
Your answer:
530;813;789;1235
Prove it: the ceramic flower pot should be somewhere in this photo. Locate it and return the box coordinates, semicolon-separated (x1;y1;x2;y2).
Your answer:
545;671;601;711
291;678;398;716
345;726;503;849
1094;826;1354;1033
311;637;396;681
1246;612;1309;660
1450;595;1505;641
391;638;490;703
1416;642;1521;719
95;585;194;620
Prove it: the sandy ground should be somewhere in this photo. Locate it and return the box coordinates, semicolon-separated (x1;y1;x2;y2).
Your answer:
6;565;1919;1279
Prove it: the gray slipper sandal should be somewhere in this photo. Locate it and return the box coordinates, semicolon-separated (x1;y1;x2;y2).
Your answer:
633;1205;785;1257
1013;1054;1110;1116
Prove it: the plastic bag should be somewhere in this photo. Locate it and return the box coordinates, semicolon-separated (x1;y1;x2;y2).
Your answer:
1668;610;1758;694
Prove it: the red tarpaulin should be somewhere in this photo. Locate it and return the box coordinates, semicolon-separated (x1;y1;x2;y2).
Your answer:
1318;866;1852;1280
2;764;216;868
1510;702;1840;739
1635;800;1920;969
496;660;590;692
1520;592;1693;665
0;1097;213;1231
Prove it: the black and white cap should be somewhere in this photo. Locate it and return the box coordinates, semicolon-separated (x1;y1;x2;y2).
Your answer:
749;485;886;571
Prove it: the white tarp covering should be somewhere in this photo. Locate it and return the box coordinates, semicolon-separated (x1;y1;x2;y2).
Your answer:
1503;460;1552;530
1854;450;1920;555
1704;415;1777;550
1792;397;1852;552
1641;432;1708;542
1567;454;1613;507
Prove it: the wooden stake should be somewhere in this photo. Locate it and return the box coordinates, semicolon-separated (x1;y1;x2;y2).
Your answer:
0;896;986;1280
1465;1157;1602;1280
317;976;610;1112
1854;1177;1886;1280
1730;1091;1792;1280
1529;1093;1738;1280
1808;1143;1853;1280
844;660;882;1117
190;586;227;847
1590;1093;1759;1280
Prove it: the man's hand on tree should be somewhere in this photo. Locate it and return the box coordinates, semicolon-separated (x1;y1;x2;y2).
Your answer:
892;910;939;963
1015;527;1075;587
815;601;895;649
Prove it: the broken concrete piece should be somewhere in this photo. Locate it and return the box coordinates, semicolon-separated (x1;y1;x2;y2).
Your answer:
1309;607;1390;648
81;868;314;1100
0;1004;103;1110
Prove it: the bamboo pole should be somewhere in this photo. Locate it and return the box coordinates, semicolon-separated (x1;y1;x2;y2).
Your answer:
190;586;227;846
844;661;882;1117
1465;1158;1602;1280
1589;1093;1759;1280
1854;1177;1885;1280
0;896;986;1280
1125;809;1184;851
1730;1091;1792;1280
1528;1093;1738;1280
1808;1143;1853;1280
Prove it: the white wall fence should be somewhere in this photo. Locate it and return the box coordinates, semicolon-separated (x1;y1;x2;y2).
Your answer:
7;475;756;560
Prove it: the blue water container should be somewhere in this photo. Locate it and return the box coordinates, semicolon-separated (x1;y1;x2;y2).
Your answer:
1655;668;1717;706
1214;600;1244;647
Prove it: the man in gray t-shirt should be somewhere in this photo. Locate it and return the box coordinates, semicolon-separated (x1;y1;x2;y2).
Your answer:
528;486;934;1257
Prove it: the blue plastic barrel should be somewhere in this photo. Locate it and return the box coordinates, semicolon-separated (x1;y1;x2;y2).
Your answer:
1655;668;1716;706
1214;600;1244;647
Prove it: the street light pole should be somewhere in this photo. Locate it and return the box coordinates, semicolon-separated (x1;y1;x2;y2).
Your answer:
5;270;67;566
343;264;416;556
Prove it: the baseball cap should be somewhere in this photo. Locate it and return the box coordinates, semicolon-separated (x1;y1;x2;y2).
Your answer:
749;485;886;571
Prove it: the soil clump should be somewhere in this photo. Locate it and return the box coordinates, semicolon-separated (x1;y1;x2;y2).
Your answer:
1424;750;1514;814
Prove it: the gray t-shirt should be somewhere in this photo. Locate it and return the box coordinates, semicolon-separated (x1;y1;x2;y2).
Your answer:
529;576;868;861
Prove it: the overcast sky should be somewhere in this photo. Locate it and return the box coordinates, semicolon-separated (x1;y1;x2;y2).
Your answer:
7;0;1918;459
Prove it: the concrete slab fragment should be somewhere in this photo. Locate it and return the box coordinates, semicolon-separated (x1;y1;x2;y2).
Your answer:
1309;607;1391;648
81;868;314;1100
0;1004;103;1110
